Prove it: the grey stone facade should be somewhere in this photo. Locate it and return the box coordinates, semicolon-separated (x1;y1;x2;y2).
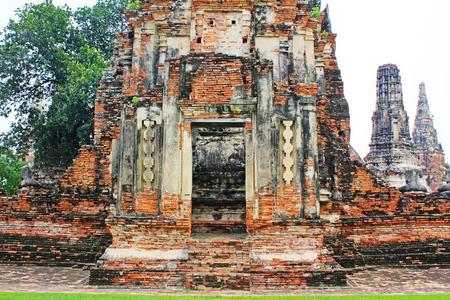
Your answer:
412;82;447;192
365;64;427;191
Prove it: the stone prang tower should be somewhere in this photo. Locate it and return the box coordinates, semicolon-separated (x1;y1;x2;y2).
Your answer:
412;82;447;192
365;64;427;191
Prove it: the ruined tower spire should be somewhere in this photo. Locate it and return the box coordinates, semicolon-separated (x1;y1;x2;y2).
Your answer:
412;82;447;192
365;64;427;191
413;83;440;148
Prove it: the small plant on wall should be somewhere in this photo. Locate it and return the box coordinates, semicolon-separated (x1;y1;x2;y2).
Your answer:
127;0;141;10
132;96;140;105
311;7;321;18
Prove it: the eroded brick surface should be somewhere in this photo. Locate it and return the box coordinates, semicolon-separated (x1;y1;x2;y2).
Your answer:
0;146;111;266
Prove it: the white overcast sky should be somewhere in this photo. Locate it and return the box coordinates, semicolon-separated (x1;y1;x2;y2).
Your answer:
0;0;449;161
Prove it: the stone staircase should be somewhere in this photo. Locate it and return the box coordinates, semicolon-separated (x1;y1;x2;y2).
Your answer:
185;234;251;290
191;199;246;234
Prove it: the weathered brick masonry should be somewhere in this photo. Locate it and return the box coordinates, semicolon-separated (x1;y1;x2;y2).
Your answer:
0;146;111;266
0;0;449;289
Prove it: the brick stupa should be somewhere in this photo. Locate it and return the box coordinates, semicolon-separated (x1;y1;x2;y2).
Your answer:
0;0;449;291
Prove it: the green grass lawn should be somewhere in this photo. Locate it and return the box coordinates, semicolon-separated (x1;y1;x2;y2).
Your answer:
0;293;449;300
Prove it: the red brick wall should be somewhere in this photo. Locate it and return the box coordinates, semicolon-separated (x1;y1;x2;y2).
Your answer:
59;146;97;190
0;146;111;266
190;60;245;104
329;215;450;268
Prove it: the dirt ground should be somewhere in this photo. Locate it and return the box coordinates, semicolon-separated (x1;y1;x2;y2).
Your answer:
0;264;449;296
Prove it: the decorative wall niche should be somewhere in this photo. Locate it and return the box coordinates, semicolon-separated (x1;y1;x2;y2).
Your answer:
281;120;295;185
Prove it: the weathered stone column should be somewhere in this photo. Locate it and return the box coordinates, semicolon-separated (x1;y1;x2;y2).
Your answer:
180;122;193;219
293;26;320;218
254;69;275;220
130;22;142;92
292;28;315;83
117;108;137;214
160;68;182;217
141;21;157;90
157;34;167;86
294;106;305;215
300;99;320;218
255;71;274;189
244;122;256;219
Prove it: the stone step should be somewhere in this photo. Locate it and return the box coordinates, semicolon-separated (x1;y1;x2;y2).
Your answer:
186;235;251;284
188;236;248;248
188;253;249;261
187;255;250;262
191;221;247;234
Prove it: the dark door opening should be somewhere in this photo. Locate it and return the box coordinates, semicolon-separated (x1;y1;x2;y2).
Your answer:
191;125;246;234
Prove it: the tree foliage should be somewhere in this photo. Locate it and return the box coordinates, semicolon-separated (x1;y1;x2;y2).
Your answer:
0;0;127;167
0;147;25;196
0;3;85;157
75;0;128;59
33;46;107;167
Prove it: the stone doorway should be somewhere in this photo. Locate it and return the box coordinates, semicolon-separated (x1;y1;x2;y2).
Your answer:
191;124;246;234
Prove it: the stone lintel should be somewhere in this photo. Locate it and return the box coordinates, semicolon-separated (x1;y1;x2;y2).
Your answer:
101;248;189;261
250;251;318;263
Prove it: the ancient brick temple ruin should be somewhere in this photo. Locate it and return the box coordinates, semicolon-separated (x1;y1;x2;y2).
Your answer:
412;82;447;192
0;0;449;290
365;64;428;192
